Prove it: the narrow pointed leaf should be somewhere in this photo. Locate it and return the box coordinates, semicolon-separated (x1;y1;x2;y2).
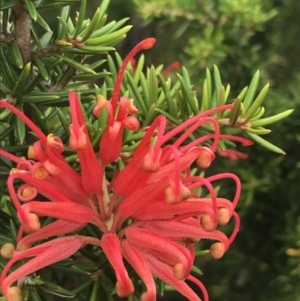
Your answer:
251;109;293;127
79;8;101;41
10;41;24;69
12;62;31;96
213;65;222;107
249;106;265;121
243;71;260;110
24;0;38;21
74;0;87;37
36;12;52;31
85;25;132;46
0;47;18;87
246;132;285;154
228;97;241;126
15;103;26;144
51;53;96;74
243;127;271;135
34;57;49;80
201;79;209;111
243;83;269;121
89;21;116;39
148;66;158;105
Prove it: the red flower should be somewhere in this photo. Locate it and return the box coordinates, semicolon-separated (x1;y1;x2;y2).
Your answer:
0;39;248;301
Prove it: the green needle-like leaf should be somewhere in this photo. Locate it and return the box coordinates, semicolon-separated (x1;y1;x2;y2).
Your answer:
139;72;150;109
249;106;265;121
148;66;158;106
74;0;87;37
217;85;225;117
89;21;116;39
243;70;260;110
85;25;132;46
29;289;42;301
56;108;70;136
224;83;230;103
243;83;269;122
201;79;209;111
51;53;96;74
34;57;49;80
22;94;60;103
251;109;294;127
0;47;18;88
97;0;110;27
36;12;52;31
57;16;69;41
157;73;176;117
10;41;24;69
246;132;285;154
0;81;10;94
79;8;102;41
24;0;37;21
243;126;271;135
67;45;114;54
0;0;20;10
213;65;222;107
178;70;198;115
12;62;31;96
228;97;241;126
205;68;212;104
15;103;26;145
191;265;203;275
155;108;179;125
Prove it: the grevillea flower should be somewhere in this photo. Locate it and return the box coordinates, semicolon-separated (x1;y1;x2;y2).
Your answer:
0;38;253;301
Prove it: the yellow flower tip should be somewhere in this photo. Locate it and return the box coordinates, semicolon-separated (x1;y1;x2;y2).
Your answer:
10;168;20;175
142;148;161;172
210;242;225;259
21;213;41;233
218;208;231;226
6;286;22;301
165;183;191;204
173;262;189;280
127;98;138;114
17;244;30;252
69;128;88;151
20;186;37;201
97;94;106;105
28;145;38;160
196;147;215;169
33;166;49;180
201;214;215;232
181;185;191;200
0;243;15;259
93;95;106;117
164;186;181;204
286;248;300;257
47;134;64;152
116;279;134;298
143;153;160;172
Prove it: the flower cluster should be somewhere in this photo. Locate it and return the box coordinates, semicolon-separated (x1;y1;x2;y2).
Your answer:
0;39;251;301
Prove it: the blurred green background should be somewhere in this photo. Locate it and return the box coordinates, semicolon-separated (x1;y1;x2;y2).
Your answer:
104;1;300;300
